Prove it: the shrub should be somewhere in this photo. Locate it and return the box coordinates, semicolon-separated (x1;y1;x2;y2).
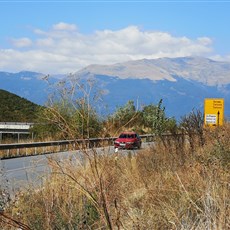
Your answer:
1;124;229;229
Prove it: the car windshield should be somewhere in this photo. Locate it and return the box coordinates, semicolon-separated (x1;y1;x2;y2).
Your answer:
119;133;136;138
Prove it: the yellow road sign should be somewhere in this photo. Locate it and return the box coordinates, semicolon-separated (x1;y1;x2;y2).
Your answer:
204;98;224;126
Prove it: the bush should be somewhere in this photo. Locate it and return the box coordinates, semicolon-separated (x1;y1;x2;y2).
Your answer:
1;124;230;229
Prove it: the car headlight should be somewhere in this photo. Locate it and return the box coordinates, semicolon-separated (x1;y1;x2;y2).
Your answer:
114;141;120;144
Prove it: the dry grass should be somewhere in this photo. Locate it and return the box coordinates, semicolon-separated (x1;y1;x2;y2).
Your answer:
1;125;230;229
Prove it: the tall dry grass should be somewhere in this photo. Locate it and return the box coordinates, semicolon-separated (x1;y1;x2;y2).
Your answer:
1;124;230;229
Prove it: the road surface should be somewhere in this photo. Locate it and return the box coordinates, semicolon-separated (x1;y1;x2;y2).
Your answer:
0;143;153;199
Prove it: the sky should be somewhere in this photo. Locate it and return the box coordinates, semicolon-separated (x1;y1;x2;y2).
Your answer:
1;0;230;75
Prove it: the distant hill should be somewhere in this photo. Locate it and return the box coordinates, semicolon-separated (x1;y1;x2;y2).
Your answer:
75;57;230;119
0;71;59;105
0;89;41;122
0;57;230;120
78;56;230;85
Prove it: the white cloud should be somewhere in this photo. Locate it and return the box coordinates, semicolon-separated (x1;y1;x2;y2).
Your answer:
0;23;224;74
52;22;77;31
197;37;212;46
10;37;32;48
36;38;54;47
210;54;230;63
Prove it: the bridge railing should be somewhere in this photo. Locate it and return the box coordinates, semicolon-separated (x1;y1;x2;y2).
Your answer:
0;134;157;159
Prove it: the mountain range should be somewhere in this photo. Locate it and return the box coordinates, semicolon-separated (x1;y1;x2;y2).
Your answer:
0;56;230;121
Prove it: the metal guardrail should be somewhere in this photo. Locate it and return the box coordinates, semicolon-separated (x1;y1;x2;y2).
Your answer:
0;134;156;159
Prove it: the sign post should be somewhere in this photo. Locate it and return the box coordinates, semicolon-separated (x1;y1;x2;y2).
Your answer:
204;98;224;127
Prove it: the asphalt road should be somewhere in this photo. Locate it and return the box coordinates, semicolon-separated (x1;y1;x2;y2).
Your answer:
1;150;83;197
0;143;153;198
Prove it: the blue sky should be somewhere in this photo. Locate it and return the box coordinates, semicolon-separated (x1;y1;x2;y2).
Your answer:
1;1;230;74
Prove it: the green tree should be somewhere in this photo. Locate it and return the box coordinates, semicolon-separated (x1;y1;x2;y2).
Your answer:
142;99;169;135
111;100;140;133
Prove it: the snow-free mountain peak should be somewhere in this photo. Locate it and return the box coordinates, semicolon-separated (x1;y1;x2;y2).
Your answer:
76;56;230;86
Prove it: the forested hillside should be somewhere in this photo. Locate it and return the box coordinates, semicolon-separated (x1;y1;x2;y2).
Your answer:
0;89;41;122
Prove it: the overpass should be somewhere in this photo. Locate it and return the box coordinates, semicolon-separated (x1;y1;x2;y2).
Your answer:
0;122;34;142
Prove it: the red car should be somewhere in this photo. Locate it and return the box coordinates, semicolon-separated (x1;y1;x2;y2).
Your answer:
114;131;142;150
